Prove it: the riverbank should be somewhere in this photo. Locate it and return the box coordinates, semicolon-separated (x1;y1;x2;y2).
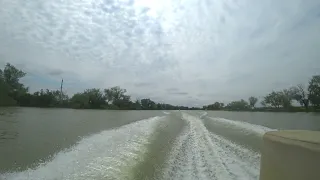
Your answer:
1;105;320;113
221;107;320;113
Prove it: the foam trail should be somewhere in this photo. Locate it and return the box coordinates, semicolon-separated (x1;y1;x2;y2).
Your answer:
1;116;163;180
160;113;260;180
163;111;171;115
199;111;207;119
208;117;275;137
208;133;260;177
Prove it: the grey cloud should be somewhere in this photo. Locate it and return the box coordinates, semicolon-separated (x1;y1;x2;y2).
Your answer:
141;7;150;14
197;93;216;97
1;0;320;106
219;16;226;24
226;73;253;84
170;92;189;95
48;69;64;76
166;88;179;93
134;82;154;87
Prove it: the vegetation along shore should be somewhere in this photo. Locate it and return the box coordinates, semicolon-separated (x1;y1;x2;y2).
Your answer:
1;63;319;112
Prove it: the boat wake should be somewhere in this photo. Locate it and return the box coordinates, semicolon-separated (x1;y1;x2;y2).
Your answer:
1;112;273;180
208;117;274;137
159;113;261;180
199;111;207;119
1;116;164;180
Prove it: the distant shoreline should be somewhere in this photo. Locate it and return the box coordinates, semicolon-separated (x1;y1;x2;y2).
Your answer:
1;63;320;112
205;108;320;113
1;106;319;113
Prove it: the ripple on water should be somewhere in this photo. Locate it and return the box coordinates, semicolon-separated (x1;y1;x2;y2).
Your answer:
159;113;261;180
0;116;164;180
1;112;269;180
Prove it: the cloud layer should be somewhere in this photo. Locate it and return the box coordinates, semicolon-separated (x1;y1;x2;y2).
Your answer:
0;0;320;106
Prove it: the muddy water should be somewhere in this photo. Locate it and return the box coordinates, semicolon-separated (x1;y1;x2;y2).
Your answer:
1;108;319;180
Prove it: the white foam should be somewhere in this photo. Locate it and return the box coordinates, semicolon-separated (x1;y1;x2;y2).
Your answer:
199;111;207;119
208;117;276;137
163;111;171;115
160;113;260;180
1;116;163;180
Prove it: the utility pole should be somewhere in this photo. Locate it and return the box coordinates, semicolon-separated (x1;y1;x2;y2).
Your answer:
60;78;63;104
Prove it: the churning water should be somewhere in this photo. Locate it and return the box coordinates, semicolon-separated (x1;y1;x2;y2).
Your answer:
1;110;279;180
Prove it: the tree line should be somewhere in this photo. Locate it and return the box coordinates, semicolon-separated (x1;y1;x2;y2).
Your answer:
0;63;200;110
203;75;320;112
1;63;319;112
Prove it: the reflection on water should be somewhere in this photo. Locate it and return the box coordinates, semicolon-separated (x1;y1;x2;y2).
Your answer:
0;108;19;144
0;131;19;142
0;110;17;117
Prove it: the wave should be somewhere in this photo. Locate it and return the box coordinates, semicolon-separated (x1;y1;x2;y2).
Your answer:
163;111;171;115
1;116;164;180
1;113;272;180
199;111;207;119
208;117;276;137
159;113;260;180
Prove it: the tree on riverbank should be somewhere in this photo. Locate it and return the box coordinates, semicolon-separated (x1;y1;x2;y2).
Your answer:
0;63;27;106
203;76;320;112
203;102;224;110
225;99;249;110
1;63;320;112
248;96;258;109
0;63;192;110
0;69;16;106
308;75;320;110
291;84;309;110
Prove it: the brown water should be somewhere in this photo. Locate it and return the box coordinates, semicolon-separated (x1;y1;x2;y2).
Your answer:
0;108;319;180
0;107;164;172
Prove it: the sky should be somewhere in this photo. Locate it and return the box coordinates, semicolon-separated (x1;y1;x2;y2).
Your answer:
0;0;320;107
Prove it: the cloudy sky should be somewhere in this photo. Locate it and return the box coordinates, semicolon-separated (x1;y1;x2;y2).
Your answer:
0;0;319;106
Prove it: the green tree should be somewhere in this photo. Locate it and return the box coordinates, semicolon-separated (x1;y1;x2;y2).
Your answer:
70;92;90;109
104;86;132;109
0;69;16;106
156;103;163;110
226;99;249;110
281;88;295;108
264;91;285;108
113;95;132;109
70;89;105;109
308;75;320;109
3;63;26;91
84;89;106;109
140;98;156;110
264;88;298;109
38;89;57;107
133;100;142;110
291;84;309;110
52;90;69;107
2;63;28;103
206;102;224;110
248;96;258;108
104;86;127;104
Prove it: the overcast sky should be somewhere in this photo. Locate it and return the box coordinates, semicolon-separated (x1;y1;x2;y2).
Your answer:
0;0;319;107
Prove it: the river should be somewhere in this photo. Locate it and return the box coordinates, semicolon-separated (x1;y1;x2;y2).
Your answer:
0;107;319;180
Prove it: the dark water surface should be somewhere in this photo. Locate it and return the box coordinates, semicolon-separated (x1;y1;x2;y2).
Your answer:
0;108;319;180
0;108;164;172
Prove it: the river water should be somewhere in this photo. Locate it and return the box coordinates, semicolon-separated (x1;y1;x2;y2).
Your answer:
0;108;319;180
